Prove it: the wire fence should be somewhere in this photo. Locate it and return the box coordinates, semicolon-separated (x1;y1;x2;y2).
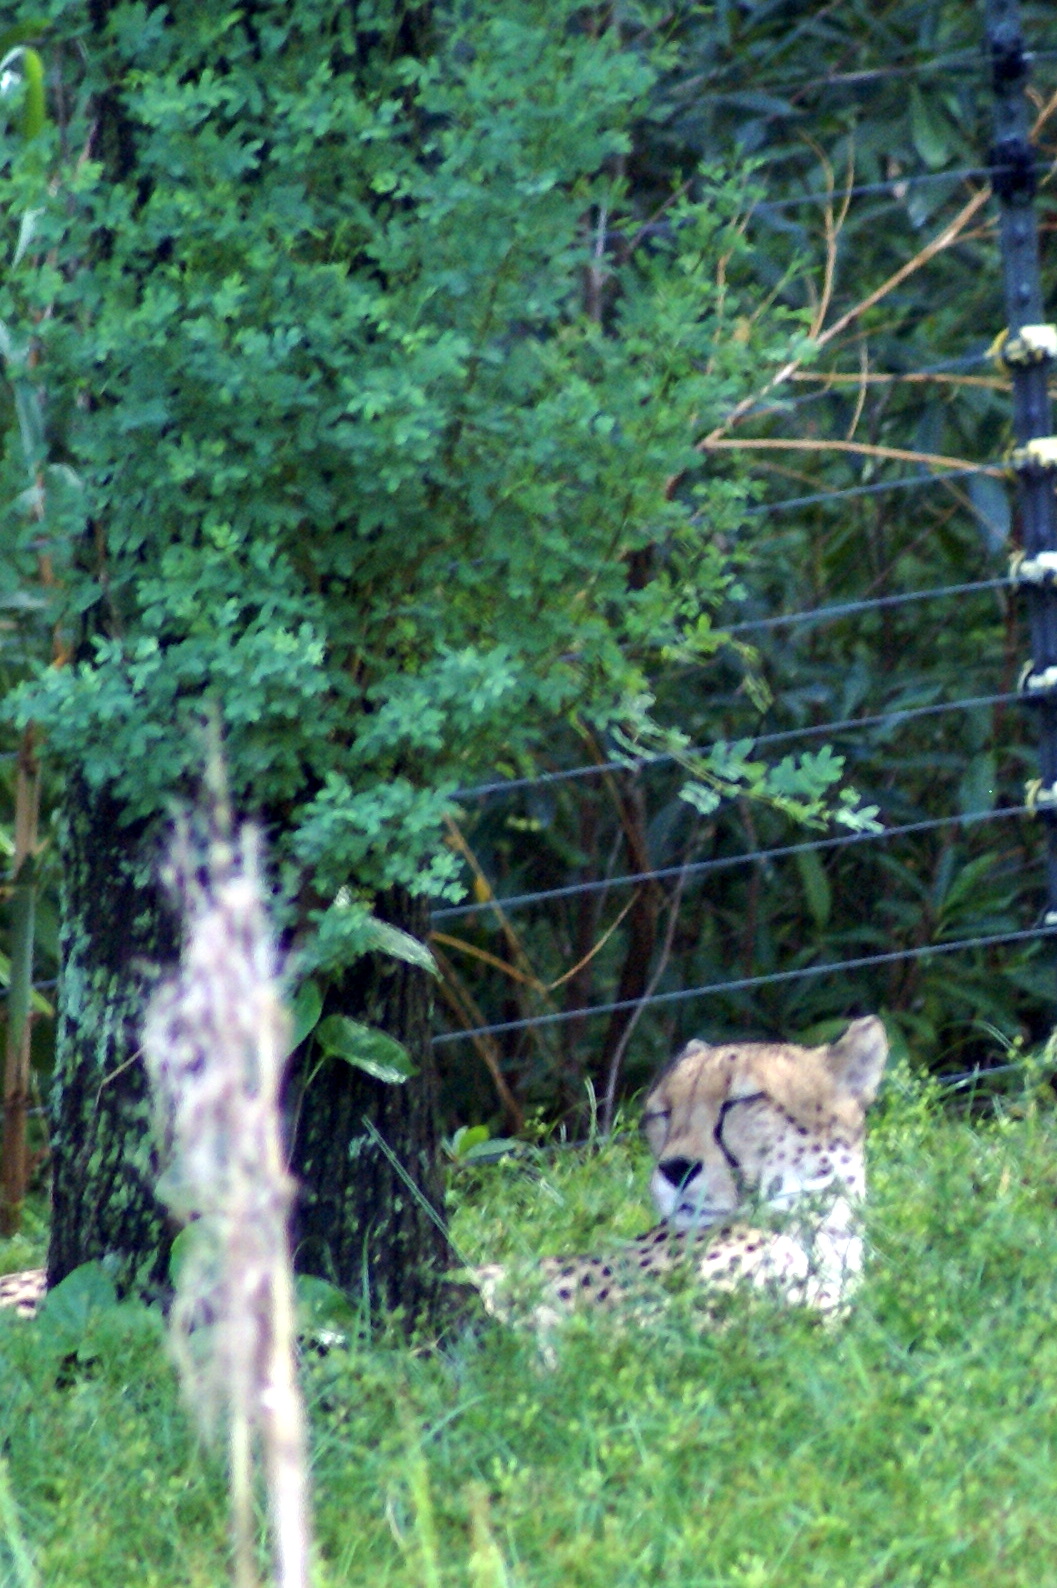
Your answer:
675;46;1057;105
436;543;1046;1049
452;687;1021;802
6;39;1056;1083
432;803;1033;923
743;464;993;516
727;577;1011;635
432;928;1055;1048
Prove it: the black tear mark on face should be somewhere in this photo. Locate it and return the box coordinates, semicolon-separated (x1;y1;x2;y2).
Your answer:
714;1091;767;1189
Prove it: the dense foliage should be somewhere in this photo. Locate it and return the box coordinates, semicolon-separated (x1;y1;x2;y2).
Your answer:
0;0;865;1109
1;0;1055;1142
429;0;1057;1123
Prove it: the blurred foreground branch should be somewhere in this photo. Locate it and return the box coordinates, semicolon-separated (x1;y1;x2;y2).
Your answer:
143;812;310;1588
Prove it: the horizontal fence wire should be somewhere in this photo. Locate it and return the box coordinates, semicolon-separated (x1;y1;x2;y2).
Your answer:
691;45;1053;100
744;463;989;515
454;689;1022;801
727;577;1010;635
0;979;56;1000
432;802;1032;922
425;41;1049;1053
936;1061;1027;1093
740;351;994;425
684;47;1057;104
431;926;1056;1047
629;163;1052;247
752;159;1056;216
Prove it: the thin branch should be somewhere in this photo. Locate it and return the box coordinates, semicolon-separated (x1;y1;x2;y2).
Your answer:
703;184;992;445
700;435;1004;475
600;864;690;1136
430;944;524;1133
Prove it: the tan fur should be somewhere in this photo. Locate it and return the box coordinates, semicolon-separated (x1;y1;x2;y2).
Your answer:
0;1267;45;1319
476;1016;888;1327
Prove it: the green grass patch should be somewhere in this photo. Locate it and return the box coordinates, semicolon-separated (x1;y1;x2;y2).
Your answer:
4;1076;1057;1585
0;1193;48;1280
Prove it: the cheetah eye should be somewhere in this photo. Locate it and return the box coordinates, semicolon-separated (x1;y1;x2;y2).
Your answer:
640;1109;670;1134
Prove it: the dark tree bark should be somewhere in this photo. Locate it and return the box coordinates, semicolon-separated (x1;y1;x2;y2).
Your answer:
49;790;462;1329
288;890;460;1329
47;779;178;1295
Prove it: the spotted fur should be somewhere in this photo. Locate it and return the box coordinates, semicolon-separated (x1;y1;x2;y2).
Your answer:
0;1267;46;1319
475;1016;888;1326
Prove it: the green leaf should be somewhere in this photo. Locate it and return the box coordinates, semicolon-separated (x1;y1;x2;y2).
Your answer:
285;977;323;1053
450;1123;491;1159
19;48;45;141
679;781;721;816
361;916;439;977
459;1136;520;1164
315;1014;417;1083
909;89;950;170
967;476;1010;554
295;1273;356;1336
958;753;997;818
37;1261;117;1326
795;848;831;931
0;43;47;141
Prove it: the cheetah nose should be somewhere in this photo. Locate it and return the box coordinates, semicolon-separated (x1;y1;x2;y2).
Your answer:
658;1156;702;1189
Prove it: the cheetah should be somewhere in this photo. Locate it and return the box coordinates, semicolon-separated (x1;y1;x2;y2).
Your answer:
474;1015;888;1325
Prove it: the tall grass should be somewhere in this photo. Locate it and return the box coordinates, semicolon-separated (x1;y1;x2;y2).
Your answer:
3;1068;1057;1585
143;812;310;1588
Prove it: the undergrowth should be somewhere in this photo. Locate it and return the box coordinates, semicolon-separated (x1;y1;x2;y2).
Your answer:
4;1070;1057;1586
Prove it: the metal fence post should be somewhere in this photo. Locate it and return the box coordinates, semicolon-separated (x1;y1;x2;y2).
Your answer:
986;0;1057;927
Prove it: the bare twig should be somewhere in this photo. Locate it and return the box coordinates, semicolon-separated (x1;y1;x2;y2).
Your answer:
600;863;691;1136
1;727;40;1237
699;435;1004;476
430;944;524;1133
702;184;992;445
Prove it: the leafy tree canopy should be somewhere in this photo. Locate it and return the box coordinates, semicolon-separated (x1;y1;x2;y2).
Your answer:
1;0;864;979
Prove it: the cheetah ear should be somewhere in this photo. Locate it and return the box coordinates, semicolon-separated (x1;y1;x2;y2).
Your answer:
826;1016;888;1106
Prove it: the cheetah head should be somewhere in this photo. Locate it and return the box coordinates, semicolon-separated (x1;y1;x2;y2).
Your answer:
642;1016;888;1231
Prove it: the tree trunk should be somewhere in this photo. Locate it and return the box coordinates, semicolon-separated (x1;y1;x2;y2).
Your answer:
288;890;462;1332
49;799;462;1329
47;777;178;1295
